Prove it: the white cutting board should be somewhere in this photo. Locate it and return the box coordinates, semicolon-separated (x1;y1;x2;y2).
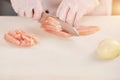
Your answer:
0;16;120;80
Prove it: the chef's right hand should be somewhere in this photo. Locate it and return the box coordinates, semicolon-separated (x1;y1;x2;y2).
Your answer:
10;0;43;20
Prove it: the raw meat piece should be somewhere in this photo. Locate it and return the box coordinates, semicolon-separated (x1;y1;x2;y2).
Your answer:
4;30;38;47
41;16;100;38
42;16;72;38
77;26;100;36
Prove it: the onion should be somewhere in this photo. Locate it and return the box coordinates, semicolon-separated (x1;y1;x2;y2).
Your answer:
97;39;120;60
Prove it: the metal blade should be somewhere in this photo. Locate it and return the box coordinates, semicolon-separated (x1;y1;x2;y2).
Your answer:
56;18;79;36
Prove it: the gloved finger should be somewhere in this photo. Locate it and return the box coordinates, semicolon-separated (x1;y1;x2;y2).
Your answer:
10;0;19;13
66;9;77;26
56;5;69;22
18;9;25;17
74;11;84;28
33;8;42;20
12;7;19;13
24;9;33;18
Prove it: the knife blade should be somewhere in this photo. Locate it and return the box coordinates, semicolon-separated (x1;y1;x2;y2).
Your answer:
40;13;79;36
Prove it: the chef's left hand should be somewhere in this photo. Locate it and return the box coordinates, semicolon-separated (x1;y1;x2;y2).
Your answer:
56;0;99;27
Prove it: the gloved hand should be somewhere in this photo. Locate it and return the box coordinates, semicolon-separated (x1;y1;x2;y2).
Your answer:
56;0;99;27
10;0;43;20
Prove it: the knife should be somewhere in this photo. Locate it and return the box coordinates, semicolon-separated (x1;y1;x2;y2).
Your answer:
40;12;79;36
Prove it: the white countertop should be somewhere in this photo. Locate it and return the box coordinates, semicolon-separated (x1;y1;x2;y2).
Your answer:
0;16;120;80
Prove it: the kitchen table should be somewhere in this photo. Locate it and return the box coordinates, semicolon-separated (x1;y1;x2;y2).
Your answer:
0;16;120;80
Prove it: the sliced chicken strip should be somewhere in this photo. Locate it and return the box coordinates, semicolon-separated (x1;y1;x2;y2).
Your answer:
4;30;38;47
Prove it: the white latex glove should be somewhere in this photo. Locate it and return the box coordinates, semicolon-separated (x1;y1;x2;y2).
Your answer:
56;0;99;27
10;0;43;20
